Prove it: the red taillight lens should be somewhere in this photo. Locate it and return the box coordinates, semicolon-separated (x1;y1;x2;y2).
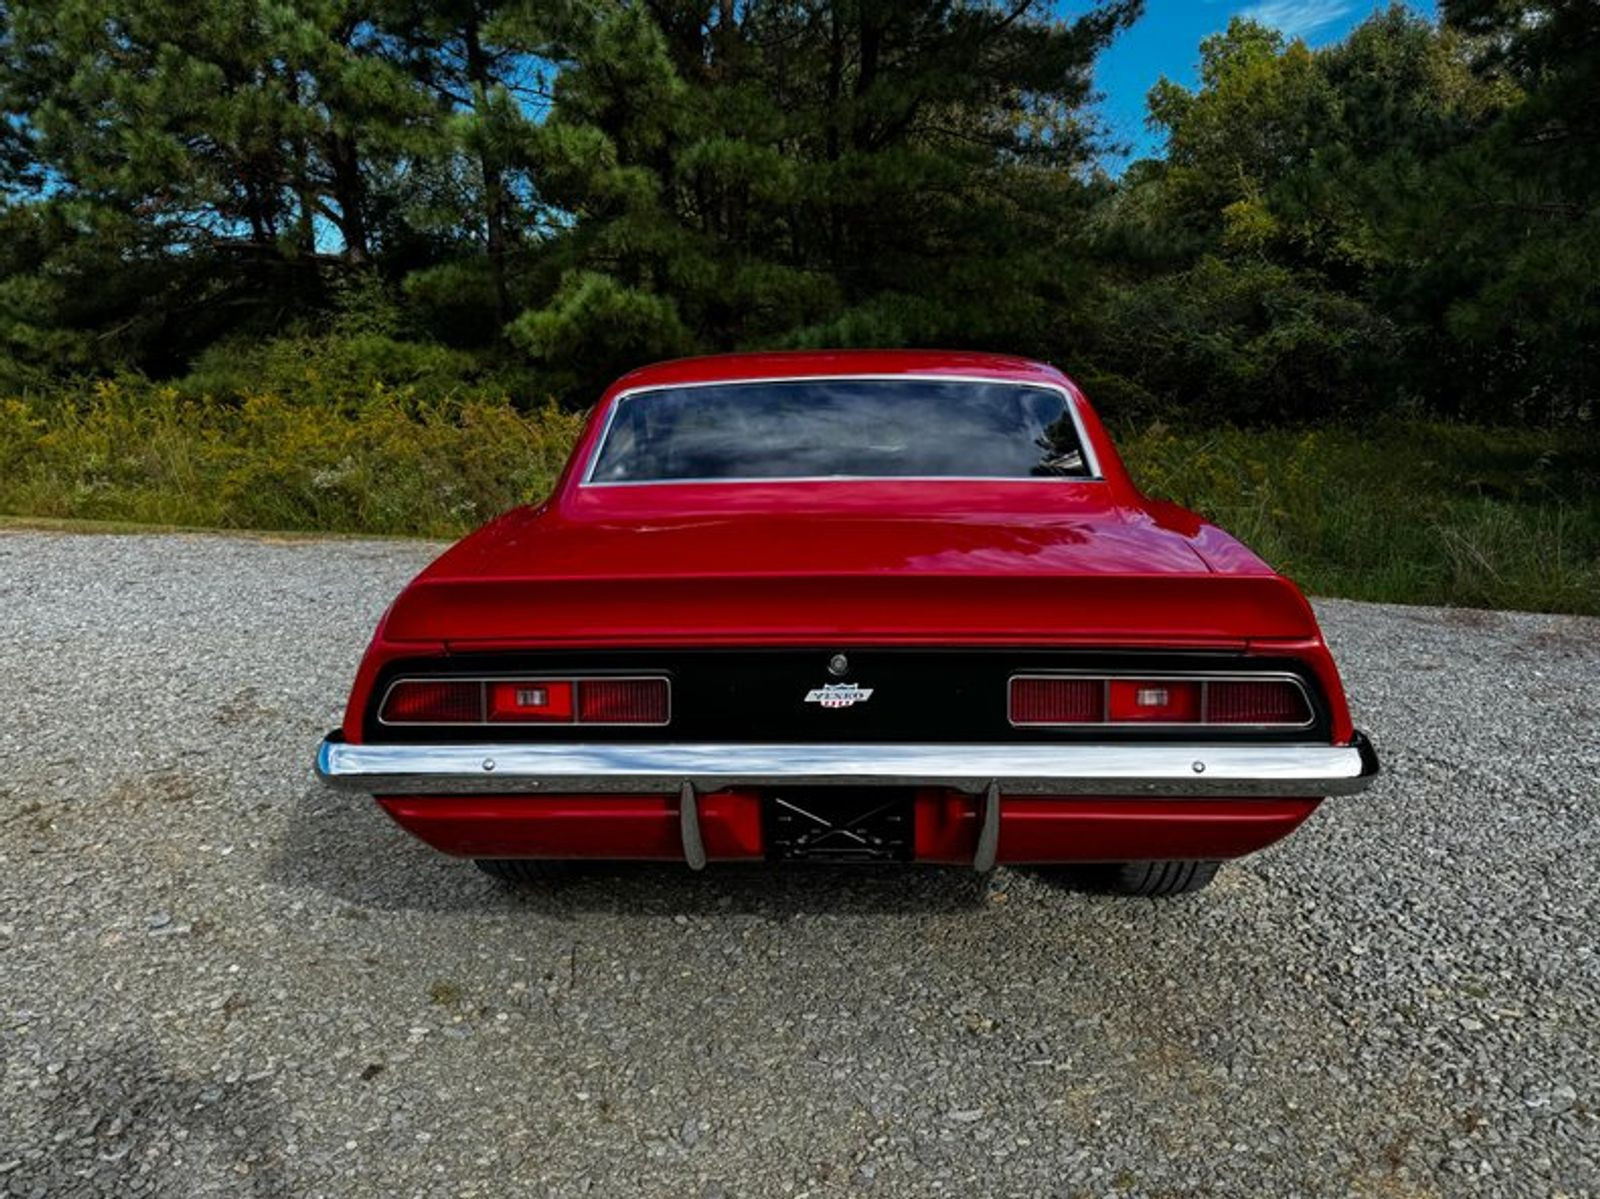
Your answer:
578;678;670;724
380;680;481;724
1010;678;1103;724
1108;679;1202;723
381;675;671;725
488;680;575;722
1206;680;1310;725
1010;674;1312;727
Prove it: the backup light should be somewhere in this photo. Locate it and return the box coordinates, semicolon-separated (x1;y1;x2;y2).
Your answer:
488;680;574;722
1109;679;1201;723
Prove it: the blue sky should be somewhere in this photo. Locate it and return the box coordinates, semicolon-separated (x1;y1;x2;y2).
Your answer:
1078;0;1439;169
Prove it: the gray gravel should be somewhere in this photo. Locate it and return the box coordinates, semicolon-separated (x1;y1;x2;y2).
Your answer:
1;529;1597;1198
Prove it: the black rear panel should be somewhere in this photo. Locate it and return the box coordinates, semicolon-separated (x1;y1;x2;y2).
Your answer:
365;648;1330;743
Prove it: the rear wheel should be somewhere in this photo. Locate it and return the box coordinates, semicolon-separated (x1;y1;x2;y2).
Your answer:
473;859;574;885
1040;860;1221;897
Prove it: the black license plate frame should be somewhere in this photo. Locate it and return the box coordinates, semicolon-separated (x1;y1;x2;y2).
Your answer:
763;788;917;863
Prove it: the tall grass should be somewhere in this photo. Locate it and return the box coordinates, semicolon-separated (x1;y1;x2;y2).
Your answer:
1121;422;1600;615
0;376;582;537
2;361;1595;614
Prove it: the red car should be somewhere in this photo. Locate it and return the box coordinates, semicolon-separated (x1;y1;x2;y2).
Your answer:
316;350;1377;896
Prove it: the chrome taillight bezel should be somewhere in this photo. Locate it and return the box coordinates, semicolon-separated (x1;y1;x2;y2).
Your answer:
378;674;672;727
1007;671;1316;730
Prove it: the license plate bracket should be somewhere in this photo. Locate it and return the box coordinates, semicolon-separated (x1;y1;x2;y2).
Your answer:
763;788;915;863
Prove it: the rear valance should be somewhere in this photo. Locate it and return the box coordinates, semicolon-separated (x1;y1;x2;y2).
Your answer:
384;574;1318;645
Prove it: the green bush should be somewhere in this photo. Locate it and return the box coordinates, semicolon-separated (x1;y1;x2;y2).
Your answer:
1087;256;1400;423
1119;420;1600;615
0;370;582;537
2;352;1595;616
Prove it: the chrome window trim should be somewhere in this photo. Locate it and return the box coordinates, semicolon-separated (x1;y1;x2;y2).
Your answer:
377;673;672;729
579;374;1104;486
1007;670;1318;731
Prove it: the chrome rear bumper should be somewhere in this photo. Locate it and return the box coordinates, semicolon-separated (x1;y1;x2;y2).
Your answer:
315;733;1379;798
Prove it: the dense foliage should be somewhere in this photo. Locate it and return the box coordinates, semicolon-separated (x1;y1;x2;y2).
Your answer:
1;0;1592;424
1089;1;1596;423
1;1;1597;614
4;364;1594;613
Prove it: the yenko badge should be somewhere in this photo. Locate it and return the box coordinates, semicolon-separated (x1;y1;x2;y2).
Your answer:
804;683;874;709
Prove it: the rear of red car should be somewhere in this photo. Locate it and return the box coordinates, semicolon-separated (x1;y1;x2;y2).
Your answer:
316;352;1377;893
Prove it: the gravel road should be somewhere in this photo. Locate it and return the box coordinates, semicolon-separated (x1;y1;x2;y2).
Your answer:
1;530;1597;1198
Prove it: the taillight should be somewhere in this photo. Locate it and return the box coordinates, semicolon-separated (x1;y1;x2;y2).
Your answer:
1009;677;1102;724
578;678;669;724
380;680;482;724
1206;679;1310;725
1010;674;1312;728
379;675;670;726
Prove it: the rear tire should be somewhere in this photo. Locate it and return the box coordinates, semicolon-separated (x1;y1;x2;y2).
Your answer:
1041;859;1221;897
473;859;574;885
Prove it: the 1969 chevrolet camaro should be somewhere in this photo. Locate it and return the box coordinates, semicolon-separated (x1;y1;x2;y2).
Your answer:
316;350;1378;896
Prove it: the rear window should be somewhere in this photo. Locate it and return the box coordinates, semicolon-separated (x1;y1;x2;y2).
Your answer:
586;378;1095;483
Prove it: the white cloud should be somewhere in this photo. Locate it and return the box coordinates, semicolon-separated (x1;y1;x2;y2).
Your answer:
1235;0;1357;39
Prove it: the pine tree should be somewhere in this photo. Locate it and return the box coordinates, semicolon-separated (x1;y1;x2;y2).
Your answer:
1423;0;1600;419
509;0;1140;394
380;0;552;327
0;0;438;367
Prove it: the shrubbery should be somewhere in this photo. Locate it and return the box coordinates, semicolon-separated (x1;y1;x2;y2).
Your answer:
4;348;1595;614
1123;421;1600;615
0;342;581;536
6;5;1592;425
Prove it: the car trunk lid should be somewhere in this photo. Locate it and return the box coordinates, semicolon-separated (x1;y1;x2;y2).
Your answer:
387;485;1314;646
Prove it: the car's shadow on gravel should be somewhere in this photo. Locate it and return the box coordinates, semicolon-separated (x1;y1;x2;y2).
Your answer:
1;1036;289;1197
266;784;993;916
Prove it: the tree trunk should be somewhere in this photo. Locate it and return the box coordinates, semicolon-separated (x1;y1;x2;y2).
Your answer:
283;69;317;258
463;10;510;326
855;10;881;152
826;4;845;274
326;132;369;265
